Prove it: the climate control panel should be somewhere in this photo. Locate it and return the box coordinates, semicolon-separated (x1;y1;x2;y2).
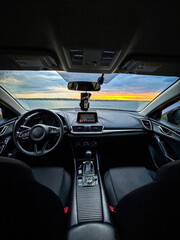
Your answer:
74;140;98;149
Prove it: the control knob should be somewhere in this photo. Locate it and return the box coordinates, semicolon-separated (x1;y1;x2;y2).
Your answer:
86;177;93;185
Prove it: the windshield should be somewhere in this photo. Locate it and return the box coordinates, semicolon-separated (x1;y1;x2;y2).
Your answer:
0;71;178;111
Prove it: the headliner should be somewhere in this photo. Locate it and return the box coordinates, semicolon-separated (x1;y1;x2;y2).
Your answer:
0;1;180;73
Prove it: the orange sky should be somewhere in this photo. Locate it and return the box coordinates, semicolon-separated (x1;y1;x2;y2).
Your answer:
91;91;160;101
15;91;160;101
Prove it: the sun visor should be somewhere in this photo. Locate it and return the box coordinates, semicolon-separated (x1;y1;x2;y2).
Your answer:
118;56;180;77
0;51;61;70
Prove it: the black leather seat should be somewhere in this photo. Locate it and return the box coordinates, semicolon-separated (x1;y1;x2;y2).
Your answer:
0;157;71;240
104;161;180;239
33;167;71;207
104;166;156;209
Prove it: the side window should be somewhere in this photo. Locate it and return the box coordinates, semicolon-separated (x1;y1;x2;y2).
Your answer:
161;101;180;126
0;105;17;125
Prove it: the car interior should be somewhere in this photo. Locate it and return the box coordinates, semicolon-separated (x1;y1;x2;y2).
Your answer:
0;1;180;240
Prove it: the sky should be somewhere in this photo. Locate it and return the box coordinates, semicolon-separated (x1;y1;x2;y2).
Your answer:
0;71;178;101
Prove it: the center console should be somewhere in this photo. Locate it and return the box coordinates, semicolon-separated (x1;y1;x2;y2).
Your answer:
76;150;103;223
68;112;117;239
77;150;98;187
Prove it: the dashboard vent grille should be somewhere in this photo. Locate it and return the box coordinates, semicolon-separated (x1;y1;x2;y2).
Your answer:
141;119;152;130
72;125;103;133
91;126;103;132
72;126;85;132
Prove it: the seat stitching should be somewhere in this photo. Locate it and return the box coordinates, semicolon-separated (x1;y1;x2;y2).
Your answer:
59;168;64;198
109;169;118;208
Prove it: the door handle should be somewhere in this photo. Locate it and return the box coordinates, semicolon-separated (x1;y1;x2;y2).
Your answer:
154;135;175;162
158;126;172;136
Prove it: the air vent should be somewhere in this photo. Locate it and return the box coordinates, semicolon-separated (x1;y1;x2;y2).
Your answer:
72;125;103;133
141;119;152;130
100;50;115;66
91;126;103;132
72;126;85;132
70;49;83;65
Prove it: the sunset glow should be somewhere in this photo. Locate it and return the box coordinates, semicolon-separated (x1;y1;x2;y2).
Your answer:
0;70;178;111
14;91;160;101
91;92;160;101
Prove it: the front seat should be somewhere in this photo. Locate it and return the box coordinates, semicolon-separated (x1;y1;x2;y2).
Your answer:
0;157;71;240
104;166;156;208
104;161;180;239
32;167;71;207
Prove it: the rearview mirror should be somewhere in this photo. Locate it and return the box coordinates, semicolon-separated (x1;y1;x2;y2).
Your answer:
68;81;101;91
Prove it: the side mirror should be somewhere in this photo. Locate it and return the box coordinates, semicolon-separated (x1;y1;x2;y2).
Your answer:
68;81;101;91
167;107;180;125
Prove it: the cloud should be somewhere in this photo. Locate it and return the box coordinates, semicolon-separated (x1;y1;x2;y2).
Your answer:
0;70;67;94
0;70;178;101
0;72;22;85
46;86;69;93
102;74;177;93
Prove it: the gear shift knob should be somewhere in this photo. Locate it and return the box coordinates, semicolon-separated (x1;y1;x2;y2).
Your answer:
85;150;92;161
83;150;94;175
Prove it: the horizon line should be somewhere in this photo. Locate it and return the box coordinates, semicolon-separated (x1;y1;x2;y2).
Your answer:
17;98;149;102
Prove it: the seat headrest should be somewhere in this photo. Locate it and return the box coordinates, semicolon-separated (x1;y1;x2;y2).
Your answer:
156;160;180;182
0;157;34;183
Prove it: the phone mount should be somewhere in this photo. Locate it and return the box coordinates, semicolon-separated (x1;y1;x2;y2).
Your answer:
80;92;91;111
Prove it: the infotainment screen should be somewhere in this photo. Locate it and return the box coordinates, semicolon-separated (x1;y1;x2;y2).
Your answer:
77;112;98;123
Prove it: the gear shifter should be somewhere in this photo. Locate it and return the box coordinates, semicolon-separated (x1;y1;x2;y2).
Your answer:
86;150;92;161
83;150;94;175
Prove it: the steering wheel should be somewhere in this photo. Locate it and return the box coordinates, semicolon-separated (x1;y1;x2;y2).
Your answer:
13;109;64;156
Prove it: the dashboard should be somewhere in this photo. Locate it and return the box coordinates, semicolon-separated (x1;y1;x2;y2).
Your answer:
58;109;147;134
0;108;179;159
1;107;179;138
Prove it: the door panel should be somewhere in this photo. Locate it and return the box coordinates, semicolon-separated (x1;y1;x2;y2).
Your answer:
0;120;15;156
150;120;180;168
